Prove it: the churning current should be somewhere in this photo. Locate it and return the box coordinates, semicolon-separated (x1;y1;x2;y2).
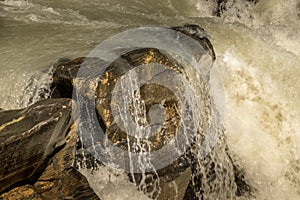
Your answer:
0;0;299;199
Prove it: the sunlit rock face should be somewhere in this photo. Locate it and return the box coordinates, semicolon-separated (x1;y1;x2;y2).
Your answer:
1;0;299;199
93;47;206;199
95;48;190;152
48;24;251;199
0;24;252;199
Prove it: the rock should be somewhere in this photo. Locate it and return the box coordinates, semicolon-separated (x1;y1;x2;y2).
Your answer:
214;0;228;17
48;24;214;180
50;57;84;98
81;25;223;199
183;136;243;199
32;124;99;199
5;24;252;199
0;99;100;199
157;167;192;200
0;98;72;193
0;184;43;200
49;24;215;100
213;0;259;17
95;48;189;152
171;24;216;61
47;24;252;199
50;57;106;99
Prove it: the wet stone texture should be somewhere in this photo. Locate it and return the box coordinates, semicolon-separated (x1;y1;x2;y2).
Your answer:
49;24;251;199
0;99;99;199
95;48;185;152
0;24;252;199
0;98;73;193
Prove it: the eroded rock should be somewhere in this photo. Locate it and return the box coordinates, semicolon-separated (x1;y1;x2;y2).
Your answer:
1;24;252;199
0;99;99;199
0;98;72;193
48;24;252;199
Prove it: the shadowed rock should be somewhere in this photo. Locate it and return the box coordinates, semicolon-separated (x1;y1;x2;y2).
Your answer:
0;99;100;199
0;98;72;193
213;0;259;17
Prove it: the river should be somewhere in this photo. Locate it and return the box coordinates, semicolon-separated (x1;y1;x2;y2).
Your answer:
0;0;299;199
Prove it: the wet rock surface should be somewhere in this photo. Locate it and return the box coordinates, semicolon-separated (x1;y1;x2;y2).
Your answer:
55;24;250;199
0;24;252;199
213;0;259;17
0;98;72;193
50;57;105;99
0;99;99;199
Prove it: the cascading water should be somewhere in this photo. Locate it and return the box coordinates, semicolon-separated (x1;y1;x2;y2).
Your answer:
0;0;299;199
70;24;246;199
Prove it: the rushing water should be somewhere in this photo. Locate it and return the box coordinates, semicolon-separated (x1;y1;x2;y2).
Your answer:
1;0;300;199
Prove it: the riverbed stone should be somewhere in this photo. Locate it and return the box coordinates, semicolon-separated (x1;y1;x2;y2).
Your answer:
0;99;99;199
0;98;73;193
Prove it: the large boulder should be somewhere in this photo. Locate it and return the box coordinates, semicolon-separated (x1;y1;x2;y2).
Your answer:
48;24;252;199
0;98;72;193
0;99;99;199
0;24;252;199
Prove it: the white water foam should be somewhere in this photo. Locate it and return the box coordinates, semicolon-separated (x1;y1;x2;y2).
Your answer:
189;0;300;199
200;16;300;200
78;166;151;200
0;0;122;27
0;0;299;199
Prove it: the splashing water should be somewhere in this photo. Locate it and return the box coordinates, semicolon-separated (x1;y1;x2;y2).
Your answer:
0;0;299;199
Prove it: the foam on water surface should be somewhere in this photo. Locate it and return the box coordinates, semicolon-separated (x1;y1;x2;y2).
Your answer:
0;0;299;199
